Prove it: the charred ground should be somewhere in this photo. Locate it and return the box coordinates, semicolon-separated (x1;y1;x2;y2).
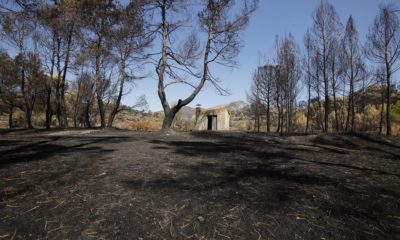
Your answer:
0;130;399;239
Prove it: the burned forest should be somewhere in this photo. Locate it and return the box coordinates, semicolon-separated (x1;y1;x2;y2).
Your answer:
0;0;400;239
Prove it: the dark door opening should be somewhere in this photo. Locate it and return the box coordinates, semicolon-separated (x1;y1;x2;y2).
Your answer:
207;115;217;130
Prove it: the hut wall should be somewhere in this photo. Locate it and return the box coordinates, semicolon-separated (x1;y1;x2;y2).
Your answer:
195;108;230;131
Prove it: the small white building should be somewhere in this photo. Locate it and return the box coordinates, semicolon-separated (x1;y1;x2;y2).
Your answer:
194;106;230;131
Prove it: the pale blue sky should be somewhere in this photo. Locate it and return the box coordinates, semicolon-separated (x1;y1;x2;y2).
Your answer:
125;0;398;111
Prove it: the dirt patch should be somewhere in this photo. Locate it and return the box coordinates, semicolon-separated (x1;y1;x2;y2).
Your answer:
0;130;399;239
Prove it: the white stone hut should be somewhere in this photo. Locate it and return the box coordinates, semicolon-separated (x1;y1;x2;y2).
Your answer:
194;105;230;131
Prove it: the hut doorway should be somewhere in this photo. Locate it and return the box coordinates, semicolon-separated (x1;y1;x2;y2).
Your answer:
207;115;217;130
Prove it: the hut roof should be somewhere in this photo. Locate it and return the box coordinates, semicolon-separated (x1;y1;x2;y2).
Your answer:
201;106;230;115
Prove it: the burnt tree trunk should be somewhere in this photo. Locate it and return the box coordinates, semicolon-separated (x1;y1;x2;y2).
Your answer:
379;81;385;134
95;35;106;128
331;59;339;132
350;81;355;132
276;88;281;133
323;67;329;132
21;67;33;129
385;68;391;136
45;88;52;130
85;102;92;128
306;81;311;133
60;24;74;128
266;89;271;133
107;58;126;128
46;34;56;130
55;36;65;128
345;89;351;132
8;107;13;129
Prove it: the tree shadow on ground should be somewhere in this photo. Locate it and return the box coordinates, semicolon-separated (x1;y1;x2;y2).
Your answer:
311;134;400;160
0;136;132;201
352;132;400;148
136;131;400;239
0;136;130;168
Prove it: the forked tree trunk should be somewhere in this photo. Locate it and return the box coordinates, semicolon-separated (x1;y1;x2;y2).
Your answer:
162;108;179;131
157;2;210;131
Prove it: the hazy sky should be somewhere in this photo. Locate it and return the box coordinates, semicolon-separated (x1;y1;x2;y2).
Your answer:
125;0;398;112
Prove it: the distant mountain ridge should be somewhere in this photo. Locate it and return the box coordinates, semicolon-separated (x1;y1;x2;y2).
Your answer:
225;101;249;112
